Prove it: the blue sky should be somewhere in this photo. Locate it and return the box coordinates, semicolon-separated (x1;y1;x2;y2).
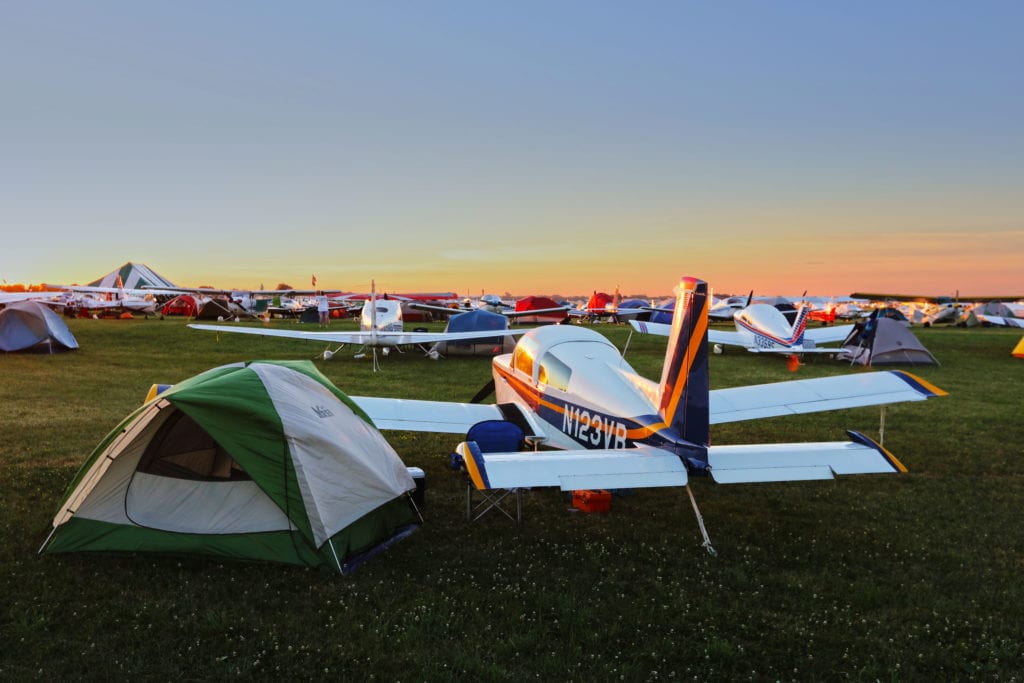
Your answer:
2;2;1022;296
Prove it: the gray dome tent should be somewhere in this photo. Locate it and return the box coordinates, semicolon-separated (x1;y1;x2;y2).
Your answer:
837;314;937;366
0;300;79;353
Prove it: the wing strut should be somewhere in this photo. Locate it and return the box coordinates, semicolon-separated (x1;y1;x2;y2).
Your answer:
470;379;496;404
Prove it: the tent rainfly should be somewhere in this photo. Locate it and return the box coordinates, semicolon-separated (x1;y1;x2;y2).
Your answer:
40;360;419;573
431;309;516;356
0;300;79;353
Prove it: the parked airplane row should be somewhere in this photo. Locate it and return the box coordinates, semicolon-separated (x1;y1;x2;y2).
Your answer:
5;275;1023;331
129;275;950;551
345;277;947;551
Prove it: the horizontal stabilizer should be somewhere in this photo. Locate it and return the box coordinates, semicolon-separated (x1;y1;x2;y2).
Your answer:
710;370;946;424
746;346;843;355
457;443;687;491
708;431;906;484
629;320;672;336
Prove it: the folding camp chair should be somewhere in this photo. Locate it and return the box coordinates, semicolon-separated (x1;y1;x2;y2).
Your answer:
456;420;527;523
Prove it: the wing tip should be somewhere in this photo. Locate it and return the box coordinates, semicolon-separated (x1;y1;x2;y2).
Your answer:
457;441;490;490
889;370;948;397
846;430;908;473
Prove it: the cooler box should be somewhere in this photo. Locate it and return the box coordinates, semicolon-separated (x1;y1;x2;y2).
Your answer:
572;489;611;513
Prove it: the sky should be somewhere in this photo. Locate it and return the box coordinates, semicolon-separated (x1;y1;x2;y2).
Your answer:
2;1;1022;298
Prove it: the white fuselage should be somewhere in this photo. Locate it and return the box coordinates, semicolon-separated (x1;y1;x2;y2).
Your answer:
491;325;667;451
731;304;805;351
360;299;403;333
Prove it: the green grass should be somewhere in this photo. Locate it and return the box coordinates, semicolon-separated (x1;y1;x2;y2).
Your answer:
2;317;1023;679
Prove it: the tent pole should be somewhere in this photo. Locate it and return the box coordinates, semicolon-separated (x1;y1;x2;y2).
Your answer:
37;524;60;555
328;538;343;573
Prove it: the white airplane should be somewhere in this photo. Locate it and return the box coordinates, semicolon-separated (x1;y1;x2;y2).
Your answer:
44;283;160;316
149;285;347;320
447;294;512;314
0;290;65;307
347;277;947;551
189;281;531;370
708;294;749;321
631;299;854;356
411;297;570;322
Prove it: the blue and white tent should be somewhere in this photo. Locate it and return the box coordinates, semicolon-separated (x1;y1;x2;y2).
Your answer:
432;309;514;356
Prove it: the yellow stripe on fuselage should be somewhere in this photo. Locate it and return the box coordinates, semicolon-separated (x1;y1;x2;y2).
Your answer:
494;363;669;444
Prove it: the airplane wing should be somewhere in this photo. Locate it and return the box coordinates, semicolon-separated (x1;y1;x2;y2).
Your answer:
188;323;529;346
350;397;506;433
0;292;62;305
709;370;946;423
630;319;757;347
803;324;855;344
706;329;748;347
455;442;688;491
349;369;944;442
708;430;906;483
408;302;466;316
502;306;571;318
975;314;1024;328
628;320;671;336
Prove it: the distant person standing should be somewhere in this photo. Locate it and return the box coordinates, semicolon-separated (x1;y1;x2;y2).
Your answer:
317;291;330;327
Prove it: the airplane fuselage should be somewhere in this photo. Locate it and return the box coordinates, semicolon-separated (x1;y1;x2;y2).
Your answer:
490;325;697;457
360;300;403;333
732;303;807;351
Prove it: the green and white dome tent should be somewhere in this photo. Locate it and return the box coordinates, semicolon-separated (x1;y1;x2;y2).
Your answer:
40;360;419;574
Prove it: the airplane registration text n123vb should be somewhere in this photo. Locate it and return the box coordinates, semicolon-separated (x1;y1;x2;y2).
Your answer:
560;404;629;449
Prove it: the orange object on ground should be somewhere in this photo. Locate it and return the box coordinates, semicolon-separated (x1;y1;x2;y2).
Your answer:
572;489;611;513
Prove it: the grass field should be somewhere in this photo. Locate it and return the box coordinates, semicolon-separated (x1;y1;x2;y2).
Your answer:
2;317;1022;679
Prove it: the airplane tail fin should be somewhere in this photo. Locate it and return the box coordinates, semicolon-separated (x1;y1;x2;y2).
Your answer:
657;277;710;448
789;305;810;345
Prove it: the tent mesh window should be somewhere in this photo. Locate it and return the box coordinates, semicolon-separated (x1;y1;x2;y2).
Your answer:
136;410;250;482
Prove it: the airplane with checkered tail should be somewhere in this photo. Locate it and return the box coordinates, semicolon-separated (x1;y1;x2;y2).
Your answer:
349;277;946;551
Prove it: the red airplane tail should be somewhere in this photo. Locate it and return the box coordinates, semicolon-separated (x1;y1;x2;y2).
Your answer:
657;277;710;448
